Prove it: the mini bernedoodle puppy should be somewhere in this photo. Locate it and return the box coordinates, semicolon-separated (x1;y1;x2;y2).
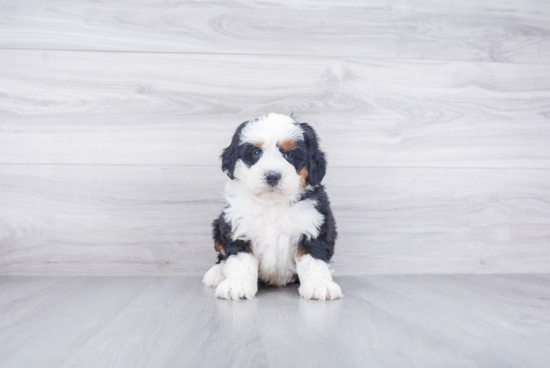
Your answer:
203;113;343;300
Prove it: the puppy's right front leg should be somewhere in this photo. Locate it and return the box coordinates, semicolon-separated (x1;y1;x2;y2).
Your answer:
215;252;258;300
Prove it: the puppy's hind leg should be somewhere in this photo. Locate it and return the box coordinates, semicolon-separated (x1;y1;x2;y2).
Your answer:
203;262;225;287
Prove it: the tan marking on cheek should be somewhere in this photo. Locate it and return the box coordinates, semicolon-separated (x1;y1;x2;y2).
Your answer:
298;249;307;260
280;139;297;152
299;167;309;189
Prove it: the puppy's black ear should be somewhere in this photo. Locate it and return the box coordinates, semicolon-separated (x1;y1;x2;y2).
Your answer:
221;121;248;180
300;123;327;186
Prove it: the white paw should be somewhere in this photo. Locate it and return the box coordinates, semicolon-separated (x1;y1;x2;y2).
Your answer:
299;280;343;300
215;277;258;300
203;263;224;287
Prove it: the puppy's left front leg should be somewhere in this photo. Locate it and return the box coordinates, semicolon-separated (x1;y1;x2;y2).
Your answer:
215;252;258;300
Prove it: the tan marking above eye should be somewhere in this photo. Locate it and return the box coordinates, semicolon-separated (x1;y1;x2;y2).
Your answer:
251;142;263;149
280;139;297;152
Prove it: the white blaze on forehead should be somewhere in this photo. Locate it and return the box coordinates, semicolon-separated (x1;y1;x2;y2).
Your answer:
239;113;304;146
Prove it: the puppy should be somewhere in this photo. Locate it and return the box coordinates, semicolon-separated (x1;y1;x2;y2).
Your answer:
203;113;342;300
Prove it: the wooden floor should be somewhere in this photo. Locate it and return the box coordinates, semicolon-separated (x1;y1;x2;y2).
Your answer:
1;275;549;368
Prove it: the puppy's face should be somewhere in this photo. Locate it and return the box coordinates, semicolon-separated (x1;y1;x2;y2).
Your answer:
221;114;326;202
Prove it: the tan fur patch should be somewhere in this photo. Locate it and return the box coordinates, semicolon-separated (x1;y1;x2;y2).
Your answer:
298;249;307;260
215;242;226;257
251;142;263;149
280;139;297;152
299;167;309;189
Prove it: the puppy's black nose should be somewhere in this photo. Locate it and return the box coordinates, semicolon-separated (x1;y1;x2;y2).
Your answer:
265;172;281;187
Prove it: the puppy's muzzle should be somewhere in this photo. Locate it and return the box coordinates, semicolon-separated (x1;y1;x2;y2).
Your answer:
265;171;281;187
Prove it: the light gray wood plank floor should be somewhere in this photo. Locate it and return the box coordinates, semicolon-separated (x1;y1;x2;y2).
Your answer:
0;275;549;368
1;0;549;64
2;165;550;275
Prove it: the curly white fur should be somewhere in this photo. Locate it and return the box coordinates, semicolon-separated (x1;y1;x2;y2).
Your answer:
214;252;258;300
297;254;343;300
202;262;224;287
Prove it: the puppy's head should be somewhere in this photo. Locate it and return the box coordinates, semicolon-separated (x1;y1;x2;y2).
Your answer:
221;113;326;201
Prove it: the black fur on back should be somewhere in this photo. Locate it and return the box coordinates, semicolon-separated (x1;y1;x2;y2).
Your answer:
212;213;252;263
297;185;337;262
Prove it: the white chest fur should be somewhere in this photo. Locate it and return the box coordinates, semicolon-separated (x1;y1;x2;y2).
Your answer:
223;182;324;286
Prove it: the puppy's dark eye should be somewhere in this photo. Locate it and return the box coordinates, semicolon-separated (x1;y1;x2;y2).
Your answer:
284;152;293;160
253;150;263;158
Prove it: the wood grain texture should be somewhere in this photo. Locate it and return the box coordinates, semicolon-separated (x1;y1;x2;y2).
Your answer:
1;0;550;63
2;50;550;167
1;165;549;275
0;275;549;368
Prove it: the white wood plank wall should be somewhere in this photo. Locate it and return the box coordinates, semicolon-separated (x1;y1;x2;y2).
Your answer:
0;0;549;275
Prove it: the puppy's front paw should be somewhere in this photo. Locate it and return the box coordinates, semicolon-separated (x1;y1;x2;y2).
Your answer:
203;263;225;287
215;277;258;300
299;280;343;301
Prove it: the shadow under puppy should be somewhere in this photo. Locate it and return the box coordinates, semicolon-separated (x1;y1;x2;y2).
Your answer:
203;113;342;300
